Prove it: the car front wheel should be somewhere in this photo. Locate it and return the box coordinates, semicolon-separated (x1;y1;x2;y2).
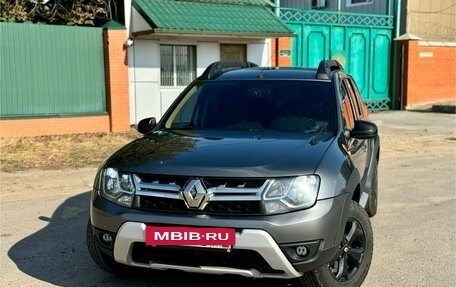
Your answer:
299;201;373;287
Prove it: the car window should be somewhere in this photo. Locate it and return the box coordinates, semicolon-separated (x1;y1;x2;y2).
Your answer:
343;80;361;121
166;85;201;129
164;80;337;134
340;82;355;130
346;78;369;120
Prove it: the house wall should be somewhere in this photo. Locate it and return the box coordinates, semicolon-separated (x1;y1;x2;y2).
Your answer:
128;38;272;124
406;0;456;42
127;39;161;125
402;40;456;107
280;0;389;15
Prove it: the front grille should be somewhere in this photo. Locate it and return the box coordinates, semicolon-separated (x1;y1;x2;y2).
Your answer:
203;178;265;189
133;174;268;215
136;174;189;188
139;197;262;215
131;243;282;274
207;201;262;214
134;174;265;189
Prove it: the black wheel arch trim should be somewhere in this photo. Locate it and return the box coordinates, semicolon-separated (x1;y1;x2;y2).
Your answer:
362;135;380;207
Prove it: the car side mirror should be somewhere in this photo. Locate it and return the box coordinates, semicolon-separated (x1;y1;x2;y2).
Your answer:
137;117;157;134
351;120;377;139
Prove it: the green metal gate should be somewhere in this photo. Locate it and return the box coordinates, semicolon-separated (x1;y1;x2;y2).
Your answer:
281;9;394;110
0;22;106;118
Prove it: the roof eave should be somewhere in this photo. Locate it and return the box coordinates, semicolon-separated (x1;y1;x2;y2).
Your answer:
133;28;294;38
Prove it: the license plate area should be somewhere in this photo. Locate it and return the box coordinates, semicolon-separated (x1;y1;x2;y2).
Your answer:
145;226;236;249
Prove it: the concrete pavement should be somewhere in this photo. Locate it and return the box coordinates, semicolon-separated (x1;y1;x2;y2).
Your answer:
1;110;455;287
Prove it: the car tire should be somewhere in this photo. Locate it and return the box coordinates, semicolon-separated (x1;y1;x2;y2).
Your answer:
365;158;378;217
299;201;373;287
86;221;134;277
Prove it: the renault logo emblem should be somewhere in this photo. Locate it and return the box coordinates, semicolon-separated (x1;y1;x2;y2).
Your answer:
181;179;210;210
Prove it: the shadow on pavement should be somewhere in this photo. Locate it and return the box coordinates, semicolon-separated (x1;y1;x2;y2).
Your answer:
8;191;298;287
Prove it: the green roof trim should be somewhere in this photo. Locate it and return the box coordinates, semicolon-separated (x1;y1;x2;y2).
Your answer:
133;0;294;37
168;0;272;5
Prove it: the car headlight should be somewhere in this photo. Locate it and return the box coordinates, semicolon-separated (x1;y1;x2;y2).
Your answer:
100;167;135;207
262;175;320;214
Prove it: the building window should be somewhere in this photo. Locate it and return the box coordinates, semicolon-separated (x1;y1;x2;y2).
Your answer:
346;0;373;7
220;44;246;62
160;45;196;87
311;0;326;9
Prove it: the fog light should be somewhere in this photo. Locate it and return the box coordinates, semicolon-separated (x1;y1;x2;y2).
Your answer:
296;245;308;257
102;233;113;243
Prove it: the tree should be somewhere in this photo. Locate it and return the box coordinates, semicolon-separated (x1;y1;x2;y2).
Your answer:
0;0;119;26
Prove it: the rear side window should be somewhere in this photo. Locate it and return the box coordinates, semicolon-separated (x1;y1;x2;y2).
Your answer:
346;78;369;119
343;80;361;120
340;82;355;130
165;80;337;134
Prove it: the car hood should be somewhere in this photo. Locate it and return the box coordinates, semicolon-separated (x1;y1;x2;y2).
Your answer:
105;130;335;178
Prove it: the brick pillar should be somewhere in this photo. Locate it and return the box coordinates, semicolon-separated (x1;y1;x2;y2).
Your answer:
403;39;456;107
271;37;292;67
271;38;278;66
402;40;416;107
103;21;130;132
278;37;292;67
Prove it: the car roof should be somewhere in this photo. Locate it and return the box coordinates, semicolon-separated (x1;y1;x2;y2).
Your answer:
212;67;331;81
198;60;344;82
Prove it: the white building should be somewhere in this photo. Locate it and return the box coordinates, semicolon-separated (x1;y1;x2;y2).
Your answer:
124;0;293;124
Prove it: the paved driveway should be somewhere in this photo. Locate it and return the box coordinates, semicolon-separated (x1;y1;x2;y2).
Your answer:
1;111;455;286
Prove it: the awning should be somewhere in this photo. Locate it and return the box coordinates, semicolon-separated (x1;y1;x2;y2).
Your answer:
132;0;294;38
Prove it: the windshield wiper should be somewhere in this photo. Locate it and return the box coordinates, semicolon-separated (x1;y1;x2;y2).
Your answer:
169;124;200;130
248;128;275;132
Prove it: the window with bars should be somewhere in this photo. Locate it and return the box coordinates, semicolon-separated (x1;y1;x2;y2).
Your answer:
160;45;197;87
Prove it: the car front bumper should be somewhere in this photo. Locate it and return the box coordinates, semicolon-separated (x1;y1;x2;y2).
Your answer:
114;222;302;278
90;192;350;279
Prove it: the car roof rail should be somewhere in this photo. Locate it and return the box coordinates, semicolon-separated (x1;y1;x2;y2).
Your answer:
199;61;259;80
316;60;344;80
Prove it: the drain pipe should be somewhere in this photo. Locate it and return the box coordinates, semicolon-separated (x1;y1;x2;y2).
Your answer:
395;0;402;38
275;0;280;17
274;0;281;67
335;0;341;61
391;0;402;110
395;0;403;110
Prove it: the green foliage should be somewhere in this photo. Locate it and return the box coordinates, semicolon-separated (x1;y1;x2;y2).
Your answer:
0;0;112;26
0;0;30;22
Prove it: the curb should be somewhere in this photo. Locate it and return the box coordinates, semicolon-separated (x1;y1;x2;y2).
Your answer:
432;104;456;114
406;102;456;114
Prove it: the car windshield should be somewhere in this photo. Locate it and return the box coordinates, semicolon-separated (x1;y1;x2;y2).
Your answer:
164;80;336;134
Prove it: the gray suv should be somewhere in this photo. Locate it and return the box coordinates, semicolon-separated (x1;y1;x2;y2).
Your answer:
87;60;380;286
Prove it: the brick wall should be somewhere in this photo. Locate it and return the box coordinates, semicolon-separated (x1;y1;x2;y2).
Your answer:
103;28;130;132
0;27;130;137
0;116;110;137
403;40;456;107
271;37;292;67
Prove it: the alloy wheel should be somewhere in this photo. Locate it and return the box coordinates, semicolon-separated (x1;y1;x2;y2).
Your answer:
328;218;366;281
